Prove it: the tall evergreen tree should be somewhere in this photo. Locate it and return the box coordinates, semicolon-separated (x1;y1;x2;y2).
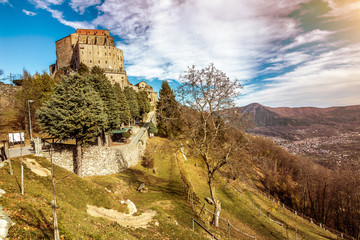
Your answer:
77;62;89;75
114;83;131;125
124;86;139;122
88;66;121;132
156;81;182;137
137;91;151;120
37;74;106;177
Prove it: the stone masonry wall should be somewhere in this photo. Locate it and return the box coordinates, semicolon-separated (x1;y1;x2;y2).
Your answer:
44;128;149;177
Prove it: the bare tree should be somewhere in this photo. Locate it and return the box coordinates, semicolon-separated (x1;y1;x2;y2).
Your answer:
49;144;75;240
178;63;245;226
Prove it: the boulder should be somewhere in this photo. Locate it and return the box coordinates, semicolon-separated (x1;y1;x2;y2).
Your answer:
137;183;148;193
0;189;5;198
0;206;15;240
125;200;137;215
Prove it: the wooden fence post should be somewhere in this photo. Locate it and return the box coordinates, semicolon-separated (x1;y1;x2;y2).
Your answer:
286;227;289;240
204;202;207;223
259;206;261;216
228;220;230;239
20;146;24;195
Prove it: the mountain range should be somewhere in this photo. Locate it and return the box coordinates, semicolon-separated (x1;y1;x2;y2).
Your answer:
238;103;360;166
239;103;360;128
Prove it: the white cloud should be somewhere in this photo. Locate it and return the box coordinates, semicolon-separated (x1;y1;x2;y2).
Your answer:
28;0;94;29
25;0;360;107
29;0;64;8
0;0;12;6
322;0;360;16
260;51;313;74
237;44;360;107
282;29;334;51
69;0;101;14
93;0;311;82
22;9;37;16
47;8;94;29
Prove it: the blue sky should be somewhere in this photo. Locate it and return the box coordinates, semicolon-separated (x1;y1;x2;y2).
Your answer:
0;0;359;107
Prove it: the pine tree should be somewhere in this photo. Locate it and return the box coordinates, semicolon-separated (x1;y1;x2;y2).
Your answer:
156;81;182;137
77;62;89;75
137;91;150;121
88;67;121;132
114;83;131;125
124;86;139;122
37;74;106;177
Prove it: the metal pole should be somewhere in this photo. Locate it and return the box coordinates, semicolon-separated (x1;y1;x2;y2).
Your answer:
20;145;24;195
28;100;33;140
7;146;13;175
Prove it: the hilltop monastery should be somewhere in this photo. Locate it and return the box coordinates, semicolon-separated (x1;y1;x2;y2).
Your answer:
50;29;158;104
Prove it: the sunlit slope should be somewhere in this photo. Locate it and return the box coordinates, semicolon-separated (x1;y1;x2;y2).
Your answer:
0;137;337;239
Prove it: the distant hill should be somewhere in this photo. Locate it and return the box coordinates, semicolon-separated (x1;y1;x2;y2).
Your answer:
238;103;360;166
238;103;360;128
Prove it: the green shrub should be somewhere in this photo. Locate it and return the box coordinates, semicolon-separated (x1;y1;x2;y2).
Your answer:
122;131;131;138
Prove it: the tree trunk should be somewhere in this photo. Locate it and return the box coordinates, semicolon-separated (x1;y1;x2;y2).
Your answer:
209;177;221;227
212;199;221;227
50;147;60;240
97;135;102;147
105;133;110;147
76;140;82;177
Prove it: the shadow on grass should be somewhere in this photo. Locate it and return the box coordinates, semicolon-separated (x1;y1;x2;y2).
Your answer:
10;207;53;239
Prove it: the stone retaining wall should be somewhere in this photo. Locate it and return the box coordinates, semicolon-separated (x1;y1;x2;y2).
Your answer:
45;128;149;177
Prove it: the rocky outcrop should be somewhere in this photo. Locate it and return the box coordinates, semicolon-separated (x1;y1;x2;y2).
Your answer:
0;83;19;109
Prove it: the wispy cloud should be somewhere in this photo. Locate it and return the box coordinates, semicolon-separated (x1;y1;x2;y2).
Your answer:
94;0;311;82
29;0;64;8
0;0;12;6
25;0;360;107
237;43;360;107
322;0;360;20
22;9;37;16
69;0;101;14
29;0;94;29
281;29;334;51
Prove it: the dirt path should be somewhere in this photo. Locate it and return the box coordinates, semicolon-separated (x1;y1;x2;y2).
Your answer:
87;204;156;229
22;158;51;177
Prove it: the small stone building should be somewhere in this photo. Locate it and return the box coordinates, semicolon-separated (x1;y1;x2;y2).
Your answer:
135;81;158;106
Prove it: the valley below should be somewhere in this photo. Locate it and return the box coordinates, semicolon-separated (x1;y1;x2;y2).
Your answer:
240;103;360;168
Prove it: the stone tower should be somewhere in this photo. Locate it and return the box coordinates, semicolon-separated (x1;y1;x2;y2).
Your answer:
50;29;129;87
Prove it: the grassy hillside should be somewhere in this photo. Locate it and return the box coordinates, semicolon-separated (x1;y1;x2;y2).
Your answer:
0;137;337;239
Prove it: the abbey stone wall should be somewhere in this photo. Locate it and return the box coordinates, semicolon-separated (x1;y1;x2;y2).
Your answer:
43;127;149;177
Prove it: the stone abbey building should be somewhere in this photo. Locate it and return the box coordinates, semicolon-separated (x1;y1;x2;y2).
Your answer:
50;29;157;103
